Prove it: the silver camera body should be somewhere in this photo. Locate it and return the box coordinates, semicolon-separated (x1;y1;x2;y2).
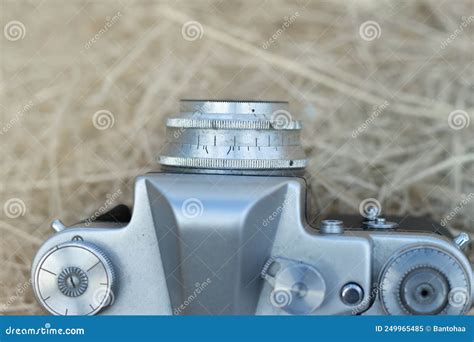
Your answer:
32;100;473;316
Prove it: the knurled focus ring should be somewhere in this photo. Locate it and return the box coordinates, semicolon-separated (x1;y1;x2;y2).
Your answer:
159;100;307;172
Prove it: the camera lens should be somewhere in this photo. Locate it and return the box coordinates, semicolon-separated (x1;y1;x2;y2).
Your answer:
159;100;307;173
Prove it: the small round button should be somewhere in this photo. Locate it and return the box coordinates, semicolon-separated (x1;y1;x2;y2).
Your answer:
57;266;89;297
320;220;344;234
341;283;364;306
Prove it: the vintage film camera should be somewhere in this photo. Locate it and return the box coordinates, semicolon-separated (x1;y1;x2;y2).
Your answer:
32;100;472;316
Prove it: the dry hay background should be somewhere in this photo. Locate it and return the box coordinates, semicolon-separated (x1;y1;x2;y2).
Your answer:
1;0;473;314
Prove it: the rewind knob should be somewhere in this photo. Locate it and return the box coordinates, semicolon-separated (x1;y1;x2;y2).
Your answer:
33;241;116;316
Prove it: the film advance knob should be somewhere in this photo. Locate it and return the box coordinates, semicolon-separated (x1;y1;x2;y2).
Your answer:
33;241;116;315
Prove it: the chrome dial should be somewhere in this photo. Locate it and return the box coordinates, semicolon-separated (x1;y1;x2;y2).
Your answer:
379;246;471;315
33;241;116;316
262;257;326;314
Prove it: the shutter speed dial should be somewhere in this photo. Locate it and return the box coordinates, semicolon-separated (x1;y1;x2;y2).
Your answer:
380;246;471;315
33;241;116;315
